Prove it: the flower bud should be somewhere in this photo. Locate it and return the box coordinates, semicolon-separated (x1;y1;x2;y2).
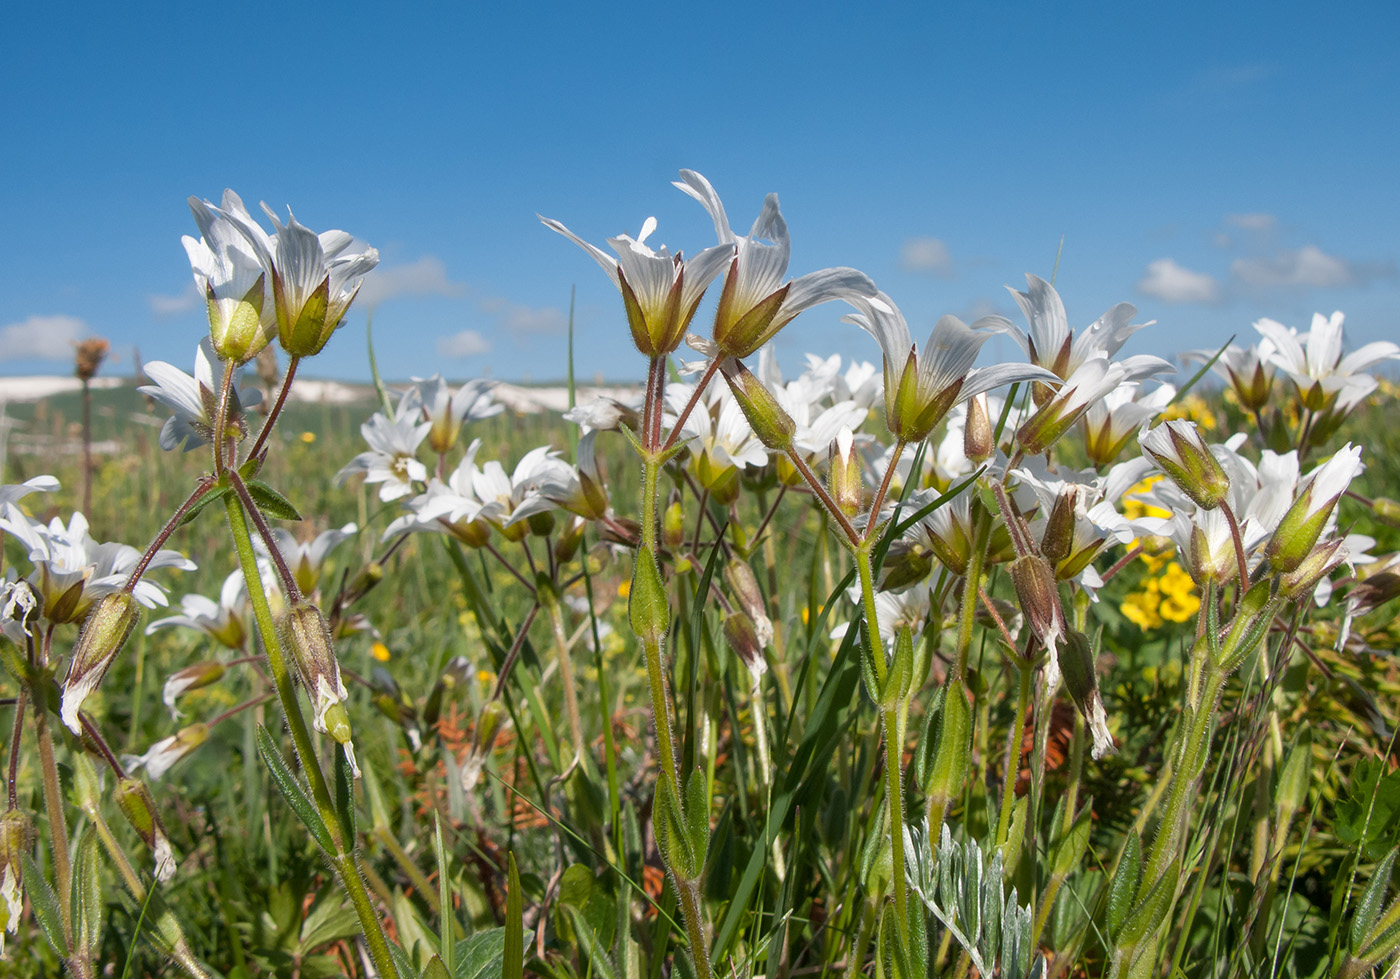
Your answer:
161;660;226;718
132;723;209;780
554;515;586;564
1374;497;1400;528
963;394;993;464
1347;571;1400;619
1139;421;1230;511
1266;444;1362;573
1040;487;1078;566
1278;537;1349;601
61;591;141;734
1009;555;1065;661
116;778;177;882
1230;360;1273;412
1058;630;1115;759
723;612;767;678
462;700;511;789
527;510;556;538
828;427;863;517
662;499;686;549
721;360;795;452
277;601;352;758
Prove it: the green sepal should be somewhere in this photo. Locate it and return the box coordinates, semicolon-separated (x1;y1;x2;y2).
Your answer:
683;766;710;880
255;724;336;854
998;795;1028;877
1213;579;1278;673
654;776;702;882
21;852;68;956
247;479;303;522
1106;832;1141;940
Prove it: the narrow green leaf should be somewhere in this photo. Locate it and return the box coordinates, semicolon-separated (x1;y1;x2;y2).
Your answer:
1169;334;1234;407
334;742;356;845
683;767;710;879
247;479;303;522
21;853;68;956
72;828;103;954
1353;845;1399;953
255;724;335;854
504;852;524;979
366;315;395;417
176;483;231;528
1119;859;1180;947
435;813;455;972
1107;833;1142;939
568;908;621;979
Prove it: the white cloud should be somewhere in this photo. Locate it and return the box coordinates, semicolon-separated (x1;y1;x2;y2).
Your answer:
148;284;201;317
436;329;491;358
1230;245;1355;289
900;237;954;277
502;305;567;335
1137;259;1221;304
358;255;464;306
1224;212;1277;232
0;314;91;360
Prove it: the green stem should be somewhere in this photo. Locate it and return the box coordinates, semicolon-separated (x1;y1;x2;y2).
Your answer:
996;658;1033;849
856;545;908;933
224;494;398;978
545;594;586;763
33;703;74;952
954;508;993;679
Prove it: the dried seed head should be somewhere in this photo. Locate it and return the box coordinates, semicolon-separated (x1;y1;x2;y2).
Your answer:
828;427;862;518
61;591;141;734
1010;555;1066;661
963;393;993;464
1058;630;1115;760
1040;487;1078;565
723;612;767;678
73;337;110;382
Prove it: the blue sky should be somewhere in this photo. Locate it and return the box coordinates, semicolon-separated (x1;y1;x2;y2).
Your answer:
3;2;1396;383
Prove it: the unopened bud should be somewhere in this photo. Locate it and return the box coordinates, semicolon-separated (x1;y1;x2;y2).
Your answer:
349;561;384;598
1139;421;1230;511
1348;571;1400;618
1040;488;1078;565
463;700;512;789
721;360;795;452
724;612;767;678
828;427;862;517
61;591;141;734
1278;537;1349;600
527;510;556;538
116;778;177;882
662;499;686;549
1374;497;1400;527
1059;630;1115;759
724;559;773;646
1010;555;1065;661
1266;444;1362;573
554;515;585;564
1232;361;1273;412
963;394;993;464
162;660;226;718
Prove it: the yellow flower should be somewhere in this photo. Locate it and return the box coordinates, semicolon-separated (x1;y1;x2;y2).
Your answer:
1157;561;1200;622
371;642;391;662
477;669;496;687
1122;476;1171;523
1122;582;1163;630
617;580;631;598
300;431;317;444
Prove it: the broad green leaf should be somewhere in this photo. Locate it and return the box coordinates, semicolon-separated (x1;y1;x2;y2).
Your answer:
21;853;68;956
71;828;103;954
247;479;303;522
1353;845;1399;953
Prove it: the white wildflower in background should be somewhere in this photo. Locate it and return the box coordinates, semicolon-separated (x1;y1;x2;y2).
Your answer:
146;567;264;650
1255;312;1400;410
996;273;1153;384
256;523;357;595
336;396;431;502
183;190;277;363
404;375;502;453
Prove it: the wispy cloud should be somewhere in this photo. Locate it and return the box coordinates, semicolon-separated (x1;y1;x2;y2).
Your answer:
900;237;954;277
436;330;492;358
1224;212;1277;233
0;314;91;361
1228;245;1394;290
1137;259;1221;304
147;284;200;317
358;255;464;306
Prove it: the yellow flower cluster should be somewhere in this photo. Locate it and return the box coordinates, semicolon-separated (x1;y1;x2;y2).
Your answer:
1122;560;1200;629
1161;392;1219;432
1119;476;1200;629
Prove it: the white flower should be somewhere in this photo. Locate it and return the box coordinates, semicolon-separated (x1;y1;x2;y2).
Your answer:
0;506;194;622
146;568;260;650
1255;312;1399;410
674;170;877;358
383;440;502;544
540;209;732;356
139;339;263;452
473;446;573;538
845;292;1057;443
404;375;502;453
247;203;379;357
257;523;357;594
1016;355;1171;455
336;397;431;502
183;190;277;363
1082;382;1175;466
123;723;208;781
996;273;1152;382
